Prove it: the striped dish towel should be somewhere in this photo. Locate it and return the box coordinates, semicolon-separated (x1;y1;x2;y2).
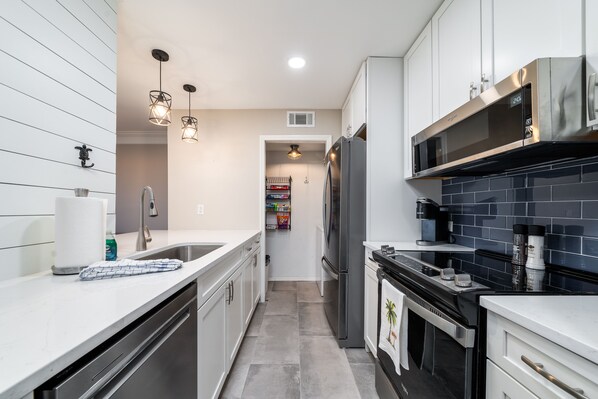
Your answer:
79;259;183;281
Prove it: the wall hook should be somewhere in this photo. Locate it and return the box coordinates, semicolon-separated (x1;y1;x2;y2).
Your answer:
75;144;94;168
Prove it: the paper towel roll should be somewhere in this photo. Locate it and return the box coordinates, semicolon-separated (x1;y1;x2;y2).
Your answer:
54;197;107;270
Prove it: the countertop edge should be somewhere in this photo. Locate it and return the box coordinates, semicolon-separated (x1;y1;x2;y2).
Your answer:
0;229;260;399
480;296;598;365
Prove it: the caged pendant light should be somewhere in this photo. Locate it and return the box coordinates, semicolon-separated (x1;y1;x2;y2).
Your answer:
181;84;198;143
287;144;302;160
148;49;172;126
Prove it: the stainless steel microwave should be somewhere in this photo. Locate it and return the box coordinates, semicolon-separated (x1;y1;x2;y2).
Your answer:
412;57;598;178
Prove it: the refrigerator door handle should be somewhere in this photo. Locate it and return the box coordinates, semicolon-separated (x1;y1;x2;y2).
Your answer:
322;161;329;239
323;161;332;242
321;257;339;280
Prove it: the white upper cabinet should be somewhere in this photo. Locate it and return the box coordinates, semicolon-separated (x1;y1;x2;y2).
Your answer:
481;0;583;85
342;62;367;137
404;22;433;179
432;0;481;120
341;96;352;137
587;0;598;128
352;64;367;132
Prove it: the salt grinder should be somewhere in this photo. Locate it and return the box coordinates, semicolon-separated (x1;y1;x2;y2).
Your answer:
525;225;546;270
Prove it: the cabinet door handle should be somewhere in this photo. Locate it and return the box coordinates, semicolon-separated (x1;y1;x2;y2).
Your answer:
253;255;257;268
589;72;597;121
480;73;489;93
231;280;234;302
469;82;478;100
226;282;231;305
520;355;588;399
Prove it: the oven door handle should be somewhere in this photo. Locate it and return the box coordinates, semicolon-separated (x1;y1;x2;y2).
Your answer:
404;296;475;348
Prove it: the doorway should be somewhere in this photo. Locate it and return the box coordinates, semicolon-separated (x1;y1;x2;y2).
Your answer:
258;135;332;301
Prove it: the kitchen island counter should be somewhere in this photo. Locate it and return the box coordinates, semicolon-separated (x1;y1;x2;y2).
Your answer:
0;229;260;399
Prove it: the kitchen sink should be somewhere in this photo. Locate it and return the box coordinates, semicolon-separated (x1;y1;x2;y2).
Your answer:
133;244;223;262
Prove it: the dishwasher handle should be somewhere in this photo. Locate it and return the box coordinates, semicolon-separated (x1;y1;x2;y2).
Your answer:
35;284;197;399
94;309;191;398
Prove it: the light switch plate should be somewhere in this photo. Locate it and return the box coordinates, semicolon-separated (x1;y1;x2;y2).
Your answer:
197;204;204;215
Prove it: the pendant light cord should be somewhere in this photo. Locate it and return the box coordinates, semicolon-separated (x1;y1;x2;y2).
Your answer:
188;91;191;116
159;60;162;91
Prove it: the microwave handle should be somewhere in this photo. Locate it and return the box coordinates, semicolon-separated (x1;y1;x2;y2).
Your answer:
589;72;597;121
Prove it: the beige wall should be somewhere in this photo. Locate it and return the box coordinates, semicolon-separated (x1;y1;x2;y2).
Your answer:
116;144;168;233
167;109;341;230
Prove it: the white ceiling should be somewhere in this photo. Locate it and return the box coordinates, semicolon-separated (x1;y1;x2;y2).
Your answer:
116;0;442;132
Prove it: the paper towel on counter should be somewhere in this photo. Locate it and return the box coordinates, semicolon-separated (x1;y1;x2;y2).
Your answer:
54;197;107;269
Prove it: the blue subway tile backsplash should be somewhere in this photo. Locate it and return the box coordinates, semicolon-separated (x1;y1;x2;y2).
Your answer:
442;156;598;273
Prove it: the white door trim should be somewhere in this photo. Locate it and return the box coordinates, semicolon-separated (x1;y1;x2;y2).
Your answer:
258;134;333;302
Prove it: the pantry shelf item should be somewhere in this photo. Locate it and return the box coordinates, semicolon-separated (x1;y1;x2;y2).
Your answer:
266;176;292;231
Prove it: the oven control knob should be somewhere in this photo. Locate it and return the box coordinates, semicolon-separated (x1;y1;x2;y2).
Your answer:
440;268;455;280
381;245;389;253
455;274;473;287
385;246;395;254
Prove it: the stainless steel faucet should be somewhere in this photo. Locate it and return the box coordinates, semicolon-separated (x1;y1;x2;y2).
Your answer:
136;186;158;251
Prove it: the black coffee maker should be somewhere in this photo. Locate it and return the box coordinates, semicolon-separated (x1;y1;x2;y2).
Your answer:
416;198;450;246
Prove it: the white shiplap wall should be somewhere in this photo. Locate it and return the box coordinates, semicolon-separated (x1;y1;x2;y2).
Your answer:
0;0;117;280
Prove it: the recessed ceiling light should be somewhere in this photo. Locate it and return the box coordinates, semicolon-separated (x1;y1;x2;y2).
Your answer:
288;57;306;69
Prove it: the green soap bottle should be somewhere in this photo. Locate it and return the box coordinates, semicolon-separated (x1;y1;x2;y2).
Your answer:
105;231;118;261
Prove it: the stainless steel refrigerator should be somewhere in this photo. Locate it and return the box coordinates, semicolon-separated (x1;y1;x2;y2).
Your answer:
321;135;366;348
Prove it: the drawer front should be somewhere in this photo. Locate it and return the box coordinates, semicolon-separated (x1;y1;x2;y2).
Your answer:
487;311;598;398
251;233;261;252
486;359;539;399
242;236;259;257
197;247;243;308
364;247;378;271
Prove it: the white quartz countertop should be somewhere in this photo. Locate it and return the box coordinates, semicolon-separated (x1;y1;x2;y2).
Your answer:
481;296;598;364
0;229;259;399
363;241;474;252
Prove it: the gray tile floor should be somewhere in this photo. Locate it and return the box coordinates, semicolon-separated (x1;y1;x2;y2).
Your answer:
220;281;379;399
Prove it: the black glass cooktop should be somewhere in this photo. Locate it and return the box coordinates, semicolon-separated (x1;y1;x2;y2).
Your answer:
382;250;598;294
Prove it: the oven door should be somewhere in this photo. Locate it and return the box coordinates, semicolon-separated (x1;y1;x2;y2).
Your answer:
376;269;476;399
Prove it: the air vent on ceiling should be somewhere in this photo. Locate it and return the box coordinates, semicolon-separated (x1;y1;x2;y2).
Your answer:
287;111;315;127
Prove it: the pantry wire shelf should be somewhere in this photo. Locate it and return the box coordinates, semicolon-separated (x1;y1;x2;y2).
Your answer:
265;176;292;230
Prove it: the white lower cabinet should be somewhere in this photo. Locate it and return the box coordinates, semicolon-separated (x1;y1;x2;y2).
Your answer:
197;235;261;399
252;250;261;306
486;310;598;398
197;282;227;399
364;255;379;356
486;360;538;399
243;257;253;328
226;266;244;367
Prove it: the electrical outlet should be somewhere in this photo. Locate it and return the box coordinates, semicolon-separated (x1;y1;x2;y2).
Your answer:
197;204;204;215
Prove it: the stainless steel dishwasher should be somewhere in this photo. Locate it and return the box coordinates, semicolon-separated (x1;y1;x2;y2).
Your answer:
35;283;197;399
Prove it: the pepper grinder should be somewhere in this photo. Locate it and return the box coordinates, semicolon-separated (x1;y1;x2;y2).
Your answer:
525;225;546;270
511;224;528;266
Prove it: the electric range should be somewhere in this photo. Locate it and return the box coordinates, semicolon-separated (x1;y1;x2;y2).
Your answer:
372;246;598;399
